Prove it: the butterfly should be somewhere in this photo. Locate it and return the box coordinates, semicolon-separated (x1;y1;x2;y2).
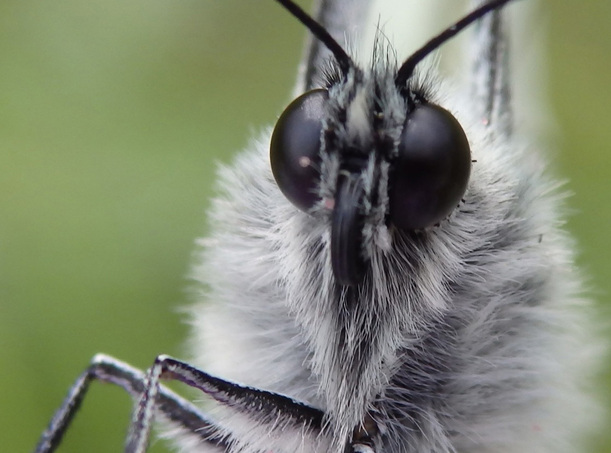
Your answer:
34;1;602;452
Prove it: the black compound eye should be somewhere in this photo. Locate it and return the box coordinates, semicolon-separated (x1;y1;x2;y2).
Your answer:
270;89;328;212
390;103;471;230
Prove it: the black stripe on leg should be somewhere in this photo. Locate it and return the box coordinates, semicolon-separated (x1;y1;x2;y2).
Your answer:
34;354;230;453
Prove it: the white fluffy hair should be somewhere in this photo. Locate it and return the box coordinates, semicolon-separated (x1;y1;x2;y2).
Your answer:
183;1;603;452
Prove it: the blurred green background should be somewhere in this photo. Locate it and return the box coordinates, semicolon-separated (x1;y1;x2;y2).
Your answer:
1;1;609;452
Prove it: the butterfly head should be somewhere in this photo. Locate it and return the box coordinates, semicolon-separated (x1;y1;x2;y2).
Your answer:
271;0;513;286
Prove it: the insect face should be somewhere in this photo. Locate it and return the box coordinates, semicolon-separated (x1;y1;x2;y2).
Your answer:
270;67;473;286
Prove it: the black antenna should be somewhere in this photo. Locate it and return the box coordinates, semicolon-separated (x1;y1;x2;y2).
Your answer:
275;0;354;74
396;0;515;88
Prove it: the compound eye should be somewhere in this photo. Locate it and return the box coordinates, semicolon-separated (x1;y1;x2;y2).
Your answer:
390;103;471;230
270;89;328;212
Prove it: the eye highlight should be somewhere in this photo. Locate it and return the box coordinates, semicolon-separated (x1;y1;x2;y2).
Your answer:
389;103;471;230
270;89;328;212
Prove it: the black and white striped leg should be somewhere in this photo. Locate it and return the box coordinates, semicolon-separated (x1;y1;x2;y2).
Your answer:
34;354;227;453
127;355;326;453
